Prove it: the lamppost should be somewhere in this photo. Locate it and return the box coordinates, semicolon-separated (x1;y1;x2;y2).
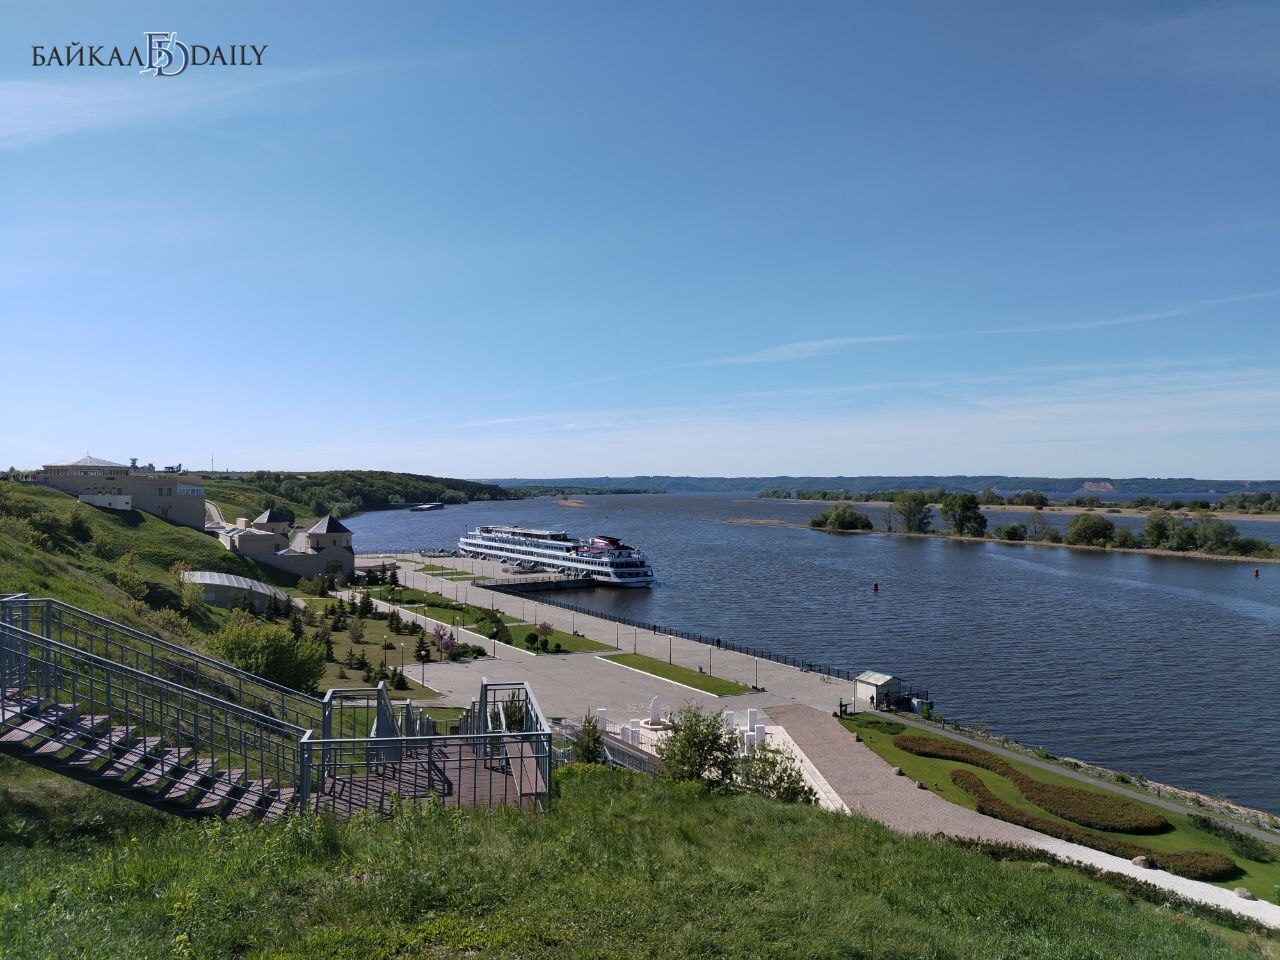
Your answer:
668;633;672;664
399;642;404;672
754;657;759;689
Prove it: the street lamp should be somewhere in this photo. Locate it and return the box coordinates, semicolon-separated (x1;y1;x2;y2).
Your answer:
399;641;404;671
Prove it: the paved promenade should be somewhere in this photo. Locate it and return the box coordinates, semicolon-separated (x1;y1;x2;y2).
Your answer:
373;555;861;720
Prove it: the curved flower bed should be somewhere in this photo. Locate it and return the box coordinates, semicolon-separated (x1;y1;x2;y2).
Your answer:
892;734;1168;833
950;770;1238;882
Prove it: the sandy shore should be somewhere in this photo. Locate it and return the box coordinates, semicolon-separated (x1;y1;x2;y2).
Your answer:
557;497;588;508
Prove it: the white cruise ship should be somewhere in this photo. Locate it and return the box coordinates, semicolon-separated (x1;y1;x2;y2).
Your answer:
458;525;655;587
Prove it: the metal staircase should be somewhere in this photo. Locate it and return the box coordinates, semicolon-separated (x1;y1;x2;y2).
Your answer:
0;596;552;820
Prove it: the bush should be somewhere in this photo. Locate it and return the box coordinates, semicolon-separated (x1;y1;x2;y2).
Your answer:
1065;513;1115;547
658;705;739;788
855;715;905;736
1188;814;1276;863
739;744;816;805
810;504;873;531
209;610;326;693
993;524;1027;542
894;734;1168;833
950;770;1237;881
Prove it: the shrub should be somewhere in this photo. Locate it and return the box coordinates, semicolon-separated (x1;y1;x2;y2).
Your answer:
855;716;905;736
1188;814;1277;863
810;504;873;531
658;705;740;788
209;610;326;693
1065;513;1115;547
950;770;1237;881
739;744;816;805
993;524;1027;541
893;734;1167;833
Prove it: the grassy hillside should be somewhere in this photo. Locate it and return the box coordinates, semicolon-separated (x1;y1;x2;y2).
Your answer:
0;761;1270;960
204;470;514;522
0;480;275;641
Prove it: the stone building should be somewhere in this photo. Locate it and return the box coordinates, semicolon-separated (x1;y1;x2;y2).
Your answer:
219;512;355;578
37;455;206;529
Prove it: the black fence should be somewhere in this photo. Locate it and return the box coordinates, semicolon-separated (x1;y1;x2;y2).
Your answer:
351;552;930;692
483;580;865;683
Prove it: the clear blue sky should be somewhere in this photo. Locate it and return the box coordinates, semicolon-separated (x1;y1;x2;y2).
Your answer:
3;2;1277;479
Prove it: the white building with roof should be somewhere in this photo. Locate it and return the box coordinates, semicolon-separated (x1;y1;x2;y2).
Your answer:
181;571;289;613
854;670;902;709
36;454;206;529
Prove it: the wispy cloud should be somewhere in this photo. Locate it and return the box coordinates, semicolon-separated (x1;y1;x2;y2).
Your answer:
572;288;1280;386
0;65;360;149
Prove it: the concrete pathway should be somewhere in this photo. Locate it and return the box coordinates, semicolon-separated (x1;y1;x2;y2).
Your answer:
367;555;860;719
768;704;1280;928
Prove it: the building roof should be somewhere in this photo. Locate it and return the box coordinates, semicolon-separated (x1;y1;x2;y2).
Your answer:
44;455;128;468
307;515;351;534
253;507;291;524
221;526;278;540
855;670;898;686
180;571;287;601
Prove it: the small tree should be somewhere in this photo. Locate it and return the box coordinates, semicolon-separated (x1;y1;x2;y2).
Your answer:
657;705;739;788
892;491;933;534
348;617;366;644
940;492;987;537
572;714;606;764
414;634;431;664
315;623;335;662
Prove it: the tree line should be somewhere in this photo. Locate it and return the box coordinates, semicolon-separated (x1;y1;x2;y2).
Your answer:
808;493;1276;559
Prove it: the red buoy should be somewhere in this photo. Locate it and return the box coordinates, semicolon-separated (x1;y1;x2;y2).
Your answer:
872;581;879;593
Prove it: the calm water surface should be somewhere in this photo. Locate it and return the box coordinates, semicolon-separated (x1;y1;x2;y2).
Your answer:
346;494;1280;813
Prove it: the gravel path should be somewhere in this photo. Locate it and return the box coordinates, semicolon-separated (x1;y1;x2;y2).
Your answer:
768;704;1280;928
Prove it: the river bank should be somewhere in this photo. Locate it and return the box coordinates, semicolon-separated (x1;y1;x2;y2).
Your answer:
759;496;1280;524
721;517;1280;565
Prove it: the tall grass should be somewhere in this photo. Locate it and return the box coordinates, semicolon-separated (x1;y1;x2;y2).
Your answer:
0;761;1257;959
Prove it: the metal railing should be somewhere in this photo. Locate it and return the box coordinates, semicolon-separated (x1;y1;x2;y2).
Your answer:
0;617;308;795
2;598;323;730
0;597;554;818
482;580;868;682
300;680;552;813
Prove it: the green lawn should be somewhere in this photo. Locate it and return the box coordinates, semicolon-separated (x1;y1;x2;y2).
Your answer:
843;714;1280;901
0;760;1263;959
507;622;612;654
601;653;753;696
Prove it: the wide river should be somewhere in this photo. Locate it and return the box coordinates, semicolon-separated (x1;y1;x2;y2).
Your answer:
346;494;1280;813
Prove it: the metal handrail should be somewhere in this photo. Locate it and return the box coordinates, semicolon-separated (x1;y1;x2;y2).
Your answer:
12;598;322;709
0;621;308;737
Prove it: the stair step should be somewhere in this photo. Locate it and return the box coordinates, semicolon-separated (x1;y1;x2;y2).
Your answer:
0;695;42;726
192;769;245;812
100;737;163;779
1;706;72;744
225;779;274;819
32;715;109;755
263;788;296;823
65;727;136;767
162;759;216;800
133;748;193;788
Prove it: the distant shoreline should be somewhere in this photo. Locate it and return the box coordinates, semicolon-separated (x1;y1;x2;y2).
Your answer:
759;497;1280;524
719;518;1280;565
